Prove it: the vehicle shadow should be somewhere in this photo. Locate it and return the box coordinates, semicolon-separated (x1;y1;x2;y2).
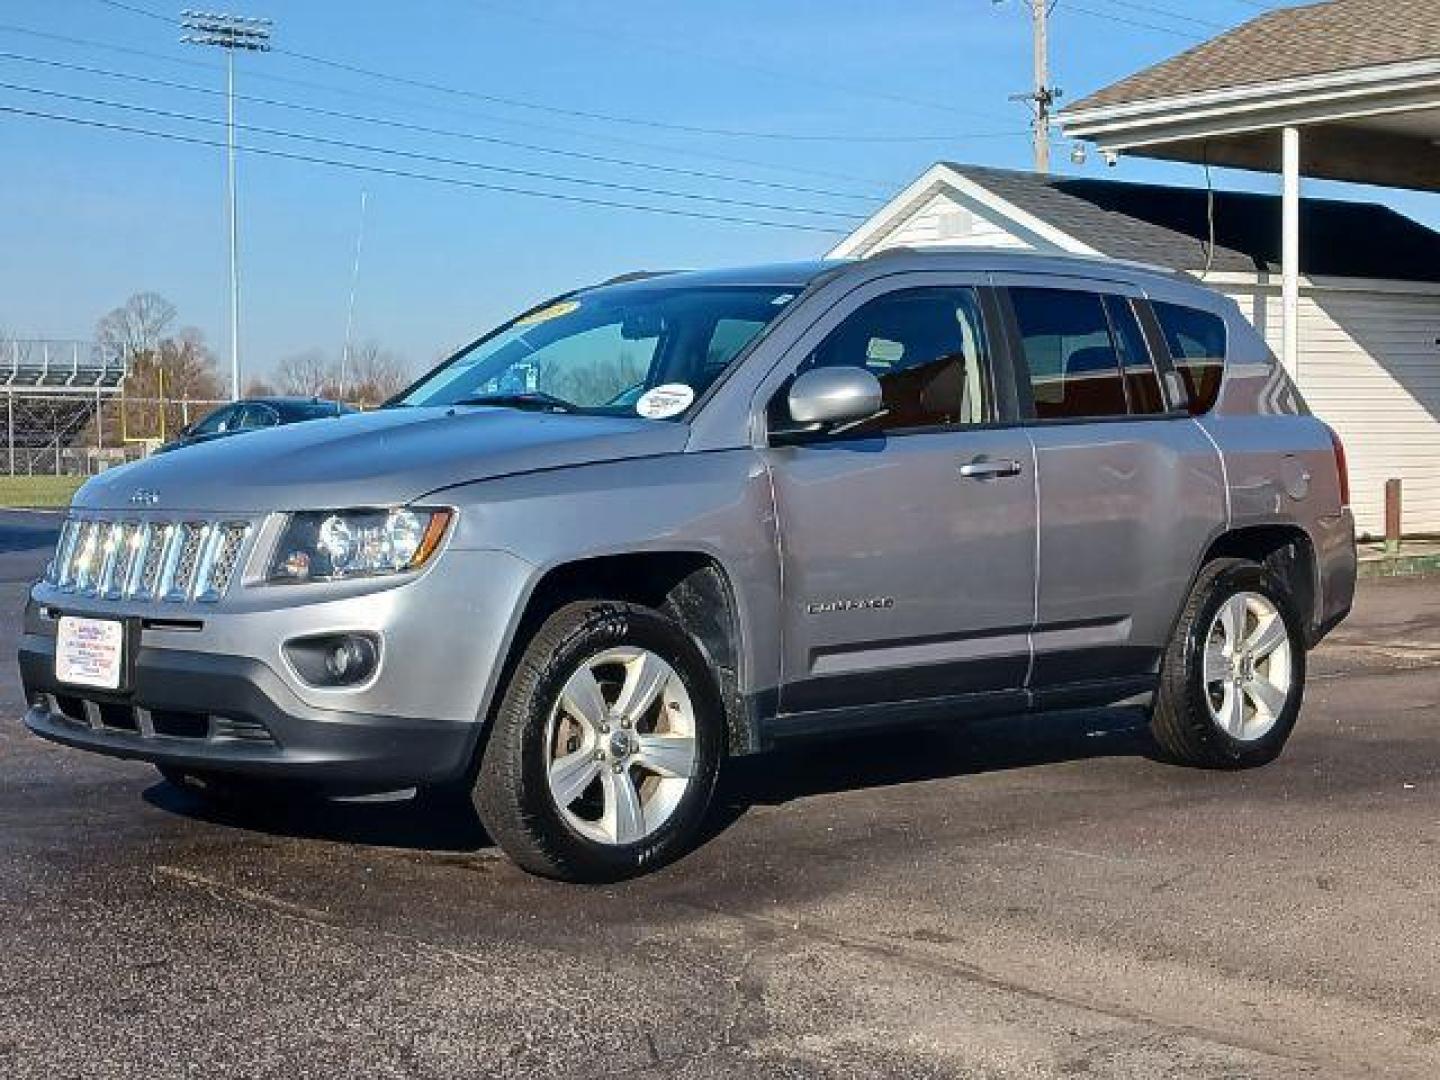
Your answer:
718;705;1157;809
696;705;1159;845
142;705;1160;856
142;781;492;852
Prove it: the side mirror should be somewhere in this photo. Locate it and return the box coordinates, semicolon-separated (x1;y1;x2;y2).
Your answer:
773;366;884;441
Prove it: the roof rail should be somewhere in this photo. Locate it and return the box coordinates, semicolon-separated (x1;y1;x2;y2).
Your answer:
860;244;1185;279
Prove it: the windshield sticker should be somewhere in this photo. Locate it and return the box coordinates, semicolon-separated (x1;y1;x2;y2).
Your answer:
772;293;796;305
636;384;695;419
515;300;579;326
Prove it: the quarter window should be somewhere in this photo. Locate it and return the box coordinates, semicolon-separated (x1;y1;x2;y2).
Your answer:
783;286;990;435
1010;288;1129;419
1152;301;1226;415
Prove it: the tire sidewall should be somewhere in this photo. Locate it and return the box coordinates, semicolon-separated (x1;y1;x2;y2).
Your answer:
1183;563;1306;764
507;603;724;880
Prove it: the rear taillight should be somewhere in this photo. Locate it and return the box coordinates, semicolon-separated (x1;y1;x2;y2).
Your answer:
1327;426;1350;507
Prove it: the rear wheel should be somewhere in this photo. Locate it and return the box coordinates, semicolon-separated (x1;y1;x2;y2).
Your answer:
1151;559;1306;769
473;601;724;882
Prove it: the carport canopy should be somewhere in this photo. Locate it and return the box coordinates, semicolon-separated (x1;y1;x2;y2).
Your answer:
1058;0;1440;373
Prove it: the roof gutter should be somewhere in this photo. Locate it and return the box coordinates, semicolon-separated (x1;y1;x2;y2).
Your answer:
1061;58;1440;148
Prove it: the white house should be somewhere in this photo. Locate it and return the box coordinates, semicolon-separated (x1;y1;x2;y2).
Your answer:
829;162;1440;537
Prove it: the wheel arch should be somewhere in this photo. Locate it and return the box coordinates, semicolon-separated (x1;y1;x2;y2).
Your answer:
488;550;758;761
1197;524;1320;646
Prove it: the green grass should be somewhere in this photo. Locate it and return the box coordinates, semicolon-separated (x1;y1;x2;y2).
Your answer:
0;474;85;509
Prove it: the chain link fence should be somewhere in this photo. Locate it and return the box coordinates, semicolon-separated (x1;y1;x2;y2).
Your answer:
2;392;227;476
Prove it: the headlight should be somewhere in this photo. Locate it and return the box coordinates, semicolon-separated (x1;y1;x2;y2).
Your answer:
267;508;452;583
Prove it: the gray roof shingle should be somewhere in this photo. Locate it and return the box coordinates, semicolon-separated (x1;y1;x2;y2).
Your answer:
1066;0;1440;114
946;164;1440;282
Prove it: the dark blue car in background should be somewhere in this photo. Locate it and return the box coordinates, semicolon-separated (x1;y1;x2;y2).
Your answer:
156;396;356;454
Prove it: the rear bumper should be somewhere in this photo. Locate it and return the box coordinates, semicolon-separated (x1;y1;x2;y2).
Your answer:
19;634;477;789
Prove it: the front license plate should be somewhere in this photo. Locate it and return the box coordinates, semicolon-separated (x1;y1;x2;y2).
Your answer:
55;616;126;691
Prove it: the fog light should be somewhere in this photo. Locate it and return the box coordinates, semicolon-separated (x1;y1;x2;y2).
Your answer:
324;637;371;681
284;633;379;688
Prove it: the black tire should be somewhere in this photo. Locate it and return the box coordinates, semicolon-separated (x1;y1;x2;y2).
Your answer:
1151;558;1307;769
473;601;725;882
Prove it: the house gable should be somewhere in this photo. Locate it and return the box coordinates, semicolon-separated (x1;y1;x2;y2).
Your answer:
827;164;1097;259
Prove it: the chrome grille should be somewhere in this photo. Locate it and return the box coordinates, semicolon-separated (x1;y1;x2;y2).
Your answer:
199;524;249;600
165;522;207;601
48;517;251;603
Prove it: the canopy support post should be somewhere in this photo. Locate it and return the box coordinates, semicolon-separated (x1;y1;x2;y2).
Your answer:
1282;125;1302;380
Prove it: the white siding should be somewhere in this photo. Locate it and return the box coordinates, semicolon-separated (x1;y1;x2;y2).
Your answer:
1224;282;1440;537
868;191;1033;252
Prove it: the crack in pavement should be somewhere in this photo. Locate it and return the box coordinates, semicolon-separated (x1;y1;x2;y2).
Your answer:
667;897;1347;1077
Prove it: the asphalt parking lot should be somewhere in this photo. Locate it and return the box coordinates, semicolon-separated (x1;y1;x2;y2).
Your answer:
1;509;1437;1079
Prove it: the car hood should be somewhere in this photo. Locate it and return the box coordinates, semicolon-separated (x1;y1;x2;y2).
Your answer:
74;407;690;513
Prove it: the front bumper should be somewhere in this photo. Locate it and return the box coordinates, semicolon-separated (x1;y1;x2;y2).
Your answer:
20;635;477;787
18;545;540;788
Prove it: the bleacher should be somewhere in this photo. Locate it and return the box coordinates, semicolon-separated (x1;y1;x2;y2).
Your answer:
2;339;126;391
2;340;128;470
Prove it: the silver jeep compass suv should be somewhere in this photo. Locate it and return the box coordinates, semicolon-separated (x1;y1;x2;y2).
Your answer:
19;250;1357;881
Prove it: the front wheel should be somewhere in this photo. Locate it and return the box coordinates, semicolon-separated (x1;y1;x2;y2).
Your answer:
473;601;725;882
1151;559;1307;769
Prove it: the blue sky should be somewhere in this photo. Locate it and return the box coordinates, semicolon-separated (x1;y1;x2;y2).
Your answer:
2;0;1435;381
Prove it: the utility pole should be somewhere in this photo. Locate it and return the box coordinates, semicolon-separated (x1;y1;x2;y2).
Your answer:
1007;0;1060;173
181;10;272;401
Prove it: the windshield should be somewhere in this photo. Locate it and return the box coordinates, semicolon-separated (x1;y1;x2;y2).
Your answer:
396;284;798;418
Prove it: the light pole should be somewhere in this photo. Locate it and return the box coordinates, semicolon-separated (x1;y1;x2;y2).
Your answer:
181;9;272;401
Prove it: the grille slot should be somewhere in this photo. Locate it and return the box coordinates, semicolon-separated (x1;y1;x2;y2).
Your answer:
51;694;87;725
165;523;208;601
211;716;276;744
47;517;250;603
151;710;210;739
200;524;250;600
96;701;139;732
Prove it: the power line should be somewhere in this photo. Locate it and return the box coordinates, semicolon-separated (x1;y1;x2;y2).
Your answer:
86;0;992;143
0;78;868;220
275;44;987;143
1055;1;1206;41
92;0;171;25
1087;0;1228;32
0;23;915;190
0;51;888;203
466;0;1005;123
0;103;855;234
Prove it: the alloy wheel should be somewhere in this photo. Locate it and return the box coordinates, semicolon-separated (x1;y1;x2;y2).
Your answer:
1203;591;1294;742
543;646;697;846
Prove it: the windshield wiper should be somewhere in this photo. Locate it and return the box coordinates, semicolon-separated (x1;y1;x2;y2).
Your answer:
454;391;578;414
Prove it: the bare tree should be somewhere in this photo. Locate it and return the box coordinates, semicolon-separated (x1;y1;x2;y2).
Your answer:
345;340;411;407
116;326;224;441
271;341;410;406
83;294;225;447
95;292;177;365
242;375;277;397
274;349;338;398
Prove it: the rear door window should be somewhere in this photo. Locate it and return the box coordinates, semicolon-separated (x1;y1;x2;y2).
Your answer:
237;403;280;429
1152;301;1226;414
1009;288;1129;419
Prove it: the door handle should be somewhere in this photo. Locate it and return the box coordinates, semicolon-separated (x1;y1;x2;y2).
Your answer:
958;458;1023;480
